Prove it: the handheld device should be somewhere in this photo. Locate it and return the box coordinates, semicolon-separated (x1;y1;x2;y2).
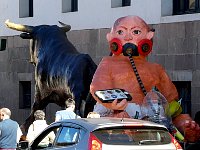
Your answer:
95;88;132;103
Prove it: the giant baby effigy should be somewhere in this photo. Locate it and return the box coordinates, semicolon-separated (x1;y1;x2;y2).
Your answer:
90;15;200;143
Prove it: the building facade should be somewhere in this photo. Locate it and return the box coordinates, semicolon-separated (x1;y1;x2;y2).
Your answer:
0;0;200;124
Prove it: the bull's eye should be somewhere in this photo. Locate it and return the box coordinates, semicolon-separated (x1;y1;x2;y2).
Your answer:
117;30;123;35
133;30;141;35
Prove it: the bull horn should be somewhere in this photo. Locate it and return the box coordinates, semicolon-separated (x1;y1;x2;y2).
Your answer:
58;21;71;32
5;19;33;33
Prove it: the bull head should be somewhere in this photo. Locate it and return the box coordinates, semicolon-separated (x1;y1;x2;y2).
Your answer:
5;20;71;34
5;20;72;63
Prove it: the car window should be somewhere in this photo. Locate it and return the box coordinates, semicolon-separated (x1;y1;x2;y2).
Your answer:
93;127;171;145
54;126;86;147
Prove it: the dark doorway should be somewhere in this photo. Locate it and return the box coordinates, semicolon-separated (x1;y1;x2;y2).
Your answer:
19;81;31;109
173;81;191;115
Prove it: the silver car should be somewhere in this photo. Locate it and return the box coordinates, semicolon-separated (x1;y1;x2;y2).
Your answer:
18;117;183;150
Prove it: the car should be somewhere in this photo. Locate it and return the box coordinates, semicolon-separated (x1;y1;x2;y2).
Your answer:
18;117;183;150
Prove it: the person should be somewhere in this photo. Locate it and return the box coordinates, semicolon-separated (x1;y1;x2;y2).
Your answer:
26;110;55;146
90;15;200;142
55;98;81;121
0;107;22;149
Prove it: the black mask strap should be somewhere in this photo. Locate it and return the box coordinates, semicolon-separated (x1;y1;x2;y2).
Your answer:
128;55;147;96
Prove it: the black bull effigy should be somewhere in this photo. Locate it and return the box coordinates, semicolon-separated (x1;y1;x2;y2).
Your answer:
5;20;97;134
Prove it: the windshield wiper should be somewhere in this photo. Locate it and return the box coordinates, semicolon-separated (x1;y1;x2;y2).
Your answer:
138;140;159;145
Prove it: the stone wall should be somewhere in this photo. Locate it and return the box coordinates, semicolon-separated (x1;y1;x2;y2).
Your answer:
150;21;200;118
1;20;200;125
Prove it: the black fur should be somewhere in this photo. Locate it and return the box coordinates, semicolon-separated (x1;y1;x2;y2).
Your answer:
19;25;97;134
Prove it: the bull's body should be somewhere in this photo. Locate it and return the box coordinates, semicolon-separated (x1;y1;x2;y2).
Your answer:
5;21;97;134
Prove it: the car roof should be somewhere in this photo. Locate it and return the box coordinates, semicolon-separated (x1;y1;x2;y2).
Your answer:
52;117;168;132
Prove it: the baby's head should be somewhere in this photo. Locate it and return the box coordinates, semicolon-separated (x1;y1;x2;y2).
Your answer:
107;15;154;57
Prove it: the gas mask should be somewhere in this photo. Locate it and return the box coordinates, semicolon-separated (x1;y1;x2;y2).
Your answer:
109;38;153;57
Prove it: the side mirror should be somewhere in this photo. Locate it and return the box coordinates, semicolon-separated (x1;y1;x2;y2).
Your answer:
18;141;29;150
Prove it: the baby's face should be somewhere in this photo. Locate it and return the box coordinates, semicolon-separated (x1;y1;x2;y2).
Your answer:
108;16;150;46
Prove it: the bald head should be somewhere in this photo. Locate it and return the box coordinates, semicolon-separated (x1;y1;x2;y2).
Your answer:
112;15;150;32
0;108;11;120
1;108;11;116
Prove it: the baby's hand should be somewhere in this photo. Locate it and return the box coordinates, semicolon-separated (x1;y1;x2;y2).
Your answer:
112;111;130;118
111;99;128;110
184;120;200;142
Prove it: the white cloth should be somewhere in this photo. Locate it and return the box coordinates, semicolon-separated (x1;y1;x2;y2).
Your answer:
93;103;142;118
17;125;23;143
26;120;55;145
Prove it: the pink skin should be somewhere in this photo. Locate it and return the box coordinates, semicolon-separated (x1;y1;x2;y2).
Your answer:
183;120;200;142
184;120;200;131
111;99;128;110
107;16;154;48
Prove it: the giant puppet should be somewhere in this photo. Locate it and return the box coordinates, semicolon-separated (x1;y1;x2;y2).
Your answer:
5;20;97;134
90;15;200;142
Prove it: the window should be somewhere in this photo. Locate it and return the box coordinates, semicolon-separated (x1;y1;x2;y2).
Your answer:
56;127;79;146
55;126;86;147
19;0;33;18
19;81;31;109
173;0;200;15
0;39;7;51
62;0;78;13
111;0;131;8
173;81;191;114
93;128;171;145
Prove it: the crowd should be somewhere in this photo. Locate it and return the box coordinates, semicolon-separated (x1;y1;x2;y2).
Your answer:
0;98;99;149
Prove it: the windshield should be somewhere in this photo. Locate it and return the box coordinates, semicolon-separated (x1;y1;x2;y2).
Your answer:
93;127;171;145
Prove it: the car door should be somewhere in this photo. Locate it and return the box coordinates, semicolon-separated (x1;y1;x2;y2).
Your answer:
30;122;87;150
30;123;61;150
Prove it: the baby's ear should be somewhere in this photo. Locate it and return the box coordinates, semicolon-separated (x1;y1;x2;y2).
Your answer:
146;30;154;40
106;32;112;42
